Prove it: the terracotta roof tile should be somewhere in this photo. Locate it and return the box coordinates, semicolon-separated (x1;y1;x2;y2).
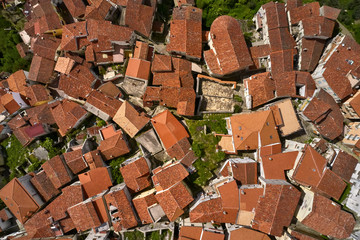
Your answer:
152;161;188;191
97;130;130;160
54;57;75;75
268;28;296;52
79;167;113;198
125;0;156;37
7;70;27;95
30;170;60;202
167;6;202;60
315;168;347;200
179;226;202;240
113;101;149;138
16;42;29;58
51;100;88;136
204;15;253;76
104;184;138;231
289;2;320;25
286;0;302;11
63;0;86;18
250;44;271;69
0;178;41;223
83;149;105;169
42;155;73;189
302;16;335;39
252;181;301;236
125;58;151;80
299;38;325;72
67;200;102;231
155;181;193;221
133;41;150;60
320;5;341;20
228;227;271;240
244;72;275;108
263;2;288;30
84;0;112;20
85;90;122;119
28;55;55;84
32;35;60;60
270;49;296;76
151;54;172;72
120;157;151;193
63;149;88;174
238;186;263;225
332;151;358;182
217;180;240;223
98;81;121;98
189;197;224;223
274;71;316;98
25;84;52;106
301;194;355;239
261;151;298;180
132;190;159;224
1;93;21;115
60;21;88;51
220;159;258;184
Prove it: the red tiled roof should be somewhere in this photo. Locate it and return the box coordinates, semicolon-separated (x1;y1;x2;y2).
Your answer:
320;5;341;20
261;151;298;180
155;181;193;221
301;194;355;239
125;58;151;80
332;151;358;182
189;197;223;223
63;0;86;18
151;54;172;72
270;49;296;76
104;184;138;231
25;84;52;106
250;44;271;69
30;170;60;202
299;38;325;72
0;178;41;223
85;90;122;119
97;130;130;160
60;21;88;51
286;0;302;12
79;167;113;198
84;0;112;20
7;70;27;95
274;71;316;98
1;93;21;115
252;182;301;236
245;72;275;108
83;149;104;169
167;6;202;60
302;16;335;39
63;149;88;174
268;28;296;52
220;160;258;184
315;168;347;200
125;0;156;37
204;15;253;76
228;227;271;240
120;157;151;193
67;200;102;231
133;41;150;60
152;161;189;191
289;2;320;25
42;155;73;189
32;35;60;60
217;180;240;223
151;110;190;150
28;55;55;84
263;2;288;30
132;190;159;224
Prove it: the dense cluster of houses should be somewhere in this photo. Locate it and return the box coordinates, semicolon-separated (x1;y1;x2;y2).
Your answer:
0;0;360;239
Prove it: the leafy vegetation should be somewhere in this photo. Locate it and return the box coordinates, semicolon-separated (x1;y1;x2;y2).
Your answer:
186;114;230;186
96;117;107;127
145;230;171;240
109;156;126;184
339;182;352;203
0;15;30;73
40;137;63;159
124;230;144;240
233;95;243;103
196;0;275;28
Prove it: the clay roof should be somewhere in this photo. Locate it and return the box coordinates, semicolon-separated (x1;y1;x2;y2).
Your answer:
166;136;195;163
252;182;301;236
98;81;121;98
349;91;360;117
315;168;347;200
32;35;60;60
299;38;325;72
217;180;240;223
245;72;275;108
270;49;296;76
286;0;302;11
151;54;172;72
274;71;316;98
125;58;151;80
289;2;320;25
42;155;73;189
263;2;288;30
16;42;29;58
167;6;202;60
228;227;271;240
303;90;344;140
79;167;113;198
0;178;41;223
152;161;189;191
250;44;271;69
67;200;101;231
8;114;28;130
63;0;86;18
332;151;358;182
60;21;88;51
132;190;159;224
302;16;335;39
268;28;296;52
178;226;202;240
220;160;258;185
54;57;75;75
228;110;280;151
85;90;122;119
84;0;112;20
30;170;60;202
301;194;355;239
113;101;149;138
28;55;55;84
7;70;27;95
120;157;151;193
204;15;253;76
124;0;156;37
151;110;190;150
63;149;88;174
26;102;58;126
97;130;130;160
189;197;224;223
155;181;193;221
261;151;298;180
51;100;88;136
25;84;52;106
1;93;21;115
104;184;138;231
83;150;105;169
133;41;150;60
290;231;318;240
320;5;341;20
